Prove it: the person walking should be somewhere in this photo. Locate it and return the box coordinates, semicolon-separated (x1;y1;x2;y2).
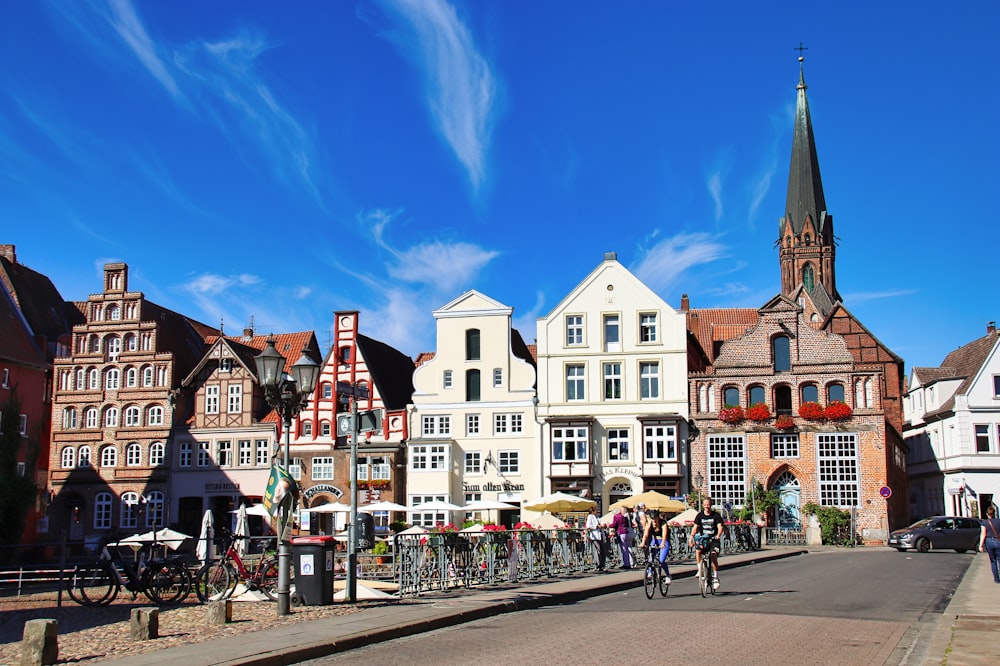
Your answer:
980;505;1000;583
586;506;607;572
611;507;633;569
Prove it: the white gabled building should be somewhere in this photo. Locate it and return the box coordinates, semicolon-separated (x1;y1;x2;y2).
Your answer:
535;252;691;511
407;291;539;528
904;321;1000;520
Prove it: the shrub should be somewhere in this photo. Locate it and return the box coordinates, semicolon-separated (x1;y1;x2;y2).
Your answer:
719;405;745;424
802;502;856;545
746;403;772;422
775;415;795;429
824;401;853;421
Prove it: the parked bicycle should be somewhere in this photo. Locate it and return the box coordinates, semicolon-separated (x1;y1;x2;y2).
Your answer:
67;538;191;606
195;525;278;602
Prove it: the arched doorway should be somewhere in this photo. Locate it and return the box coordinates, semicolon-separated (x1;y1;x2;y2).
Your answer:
607;480;633;510
774;471;801;529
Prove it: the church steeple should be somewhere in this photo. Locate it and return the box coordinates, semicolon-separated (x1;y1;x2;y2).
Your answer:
779;55;839;302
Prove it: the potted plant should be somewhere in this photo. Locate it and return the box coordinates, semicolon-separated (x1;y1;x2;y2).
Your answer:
746;403;772;422
719;405;745;424
798;401;825;421
775;415;795;430
372;539;390;564
824;400;853;421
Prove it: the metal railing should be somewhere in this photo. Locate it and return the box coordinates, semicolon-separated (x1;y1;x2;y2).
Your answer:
392;524;762;597
764;527;806;545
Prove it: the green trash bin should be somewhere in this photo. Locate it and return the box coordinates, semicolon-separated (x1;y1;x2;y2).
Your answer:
291;535;336;605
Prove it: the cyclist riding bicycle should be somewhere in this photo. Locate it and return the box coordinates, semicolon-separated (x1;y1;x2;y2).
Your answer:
690;498;724;590
639;509;671;584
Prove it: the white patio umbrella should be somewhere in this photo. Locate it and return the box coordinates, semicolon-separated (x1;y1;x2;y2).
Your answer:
461;499;519;511
307;501;352;513
237;503;271;518
407;500;463;512
397;525;428;535
196;510;214;563
234;504;250;557
120;528;192;551
522;492;596;513
531;511;568;530
359;501;408;512
667;508;699;525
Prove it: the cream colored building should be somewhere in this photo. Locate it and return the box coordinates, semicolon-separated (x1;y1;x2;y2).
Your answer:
535;252;691;511
407;291;538;527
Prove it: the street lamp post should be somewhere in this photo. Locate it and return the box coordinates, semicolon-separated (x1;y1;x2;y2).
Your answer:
695;472;704;507
254;338;319;617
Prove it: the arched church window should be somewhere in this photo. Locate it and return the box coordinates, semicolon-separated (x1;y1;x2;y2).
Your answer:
802;263;815;293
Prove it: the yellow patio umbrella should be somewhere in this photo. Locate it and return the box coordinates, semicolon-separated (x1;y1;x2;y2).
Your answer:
609;490;687;513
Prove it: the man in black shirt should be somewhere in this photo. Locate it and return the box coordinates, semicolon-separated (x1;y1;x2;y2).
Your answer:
691;498;724;590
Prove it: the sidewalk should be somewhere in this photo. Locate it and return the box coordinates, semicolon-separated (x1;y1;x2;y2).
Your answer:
925;553;1000;665
103;548;804;666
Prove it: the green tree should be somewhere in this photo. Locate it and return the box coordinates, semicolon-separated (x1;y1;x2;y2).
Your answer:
802;502;856;545
733;480;780;522
0;390;40;554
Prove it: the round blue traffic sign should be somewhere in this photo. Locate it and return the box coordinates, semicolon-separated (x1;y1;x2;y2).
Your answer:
879;486;892;499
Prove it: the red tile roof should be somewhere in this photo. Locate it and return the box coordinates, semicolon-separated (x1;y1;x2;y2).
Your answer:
687;308;760;363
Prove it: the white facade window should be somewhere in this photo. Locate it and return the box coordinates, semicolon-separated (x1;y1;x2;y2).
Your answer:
707;434;745;508
104;407;119;428
256;440;269;466
498;450;519;474
197;441;211;467
817;433;859;507
411;444;449;470
639;313;658;343
493;368;503;387
603;362;622;400
220;358;233;373
106;335;120;357
371;457;390;480
124;334;136;351
156;366;167;386
94;493;112;529
409;495;448;527
206;386;220;414
466;413;480;436
607;428;629;461
61;446;75;469
302;421;313;436
147;406;164;425
125;367;137;387
75;368;84;389
321;421;331;437
124;406;141;427
63;408;78;429
89;368;99;389
100;445;117;468
105;368;119;390
443;370;453;389
289;457;303;481
494;413;508;434
566;365;585;401
85;408;98;429
510;413;523;433
975;425;991;453
217;441;232;467
421;415;451;436
565;315;584;346
108;305;120;321
179;441;192;467
643;424;676;460
771;434;800;458
228;385;242;413
150;442;165;466
993;375;1000;398
146;491;164;527
552;426;588;461
142;366;153;386
465;451;482;474
125;442;142;466
239;440;252;466
639;362;660;399
78;446;91;467
604;314;620;352
312;456;334;480
121;492;140;528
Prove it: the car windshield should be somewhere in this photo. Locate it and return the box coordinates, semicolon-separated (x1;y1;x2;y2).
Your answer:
906;518;936;529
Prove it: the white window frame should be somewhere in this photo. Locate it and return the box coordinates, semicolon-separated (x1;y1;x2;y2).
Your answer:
771;433;800;459
552;426;589;462
147;405;164;426
256;440;270;466
817;433;860;508
312;456;335;480
179;441;192;467
607;428;629;461
408;494;448;528
498;450;519;475
205;385;220;415
411;444;449;471
565;315;584;346
228;384;242;413
603;362;622;400
100;445;117;468
443;370;453;389
639;312;658;343
238;440;252;466
146;491;164;527
566;364;585;401
639;362;660;399
643;423;677;461
61;446;75;469
94;493;112;530
124;406;141;427
466;413;480;436
421;415;451;436
125;442;142;467
150;442;165;466
465;451;482;474
85;408;98;429
493;368;503;388
217;440;233;467
707;434;745;508
120;492;140;529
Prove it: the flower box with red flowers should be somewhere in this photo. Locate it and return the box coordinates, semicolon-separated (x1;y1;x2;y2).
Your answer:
824;401;853;421
798;401;825;421
719;406;745;424
774;415;796;430
745;403;772;422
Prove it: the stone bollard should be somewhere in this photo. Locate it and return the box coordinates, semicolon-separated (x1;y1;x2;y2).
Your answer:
129;607;159;641
206;599;233;625
21;618;58;666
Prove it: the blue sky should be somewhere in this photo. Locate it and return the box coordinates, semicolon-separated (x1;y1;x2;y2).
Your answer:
2;1;997;372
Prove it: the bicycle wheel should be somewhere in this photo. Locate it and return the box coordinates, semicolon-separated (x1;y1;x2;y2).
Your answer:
196;561;236;602
643;564;656;599
659;568;670;596
144;561;191;605
258;559;279;600
700;558;710;598
73;562;119;606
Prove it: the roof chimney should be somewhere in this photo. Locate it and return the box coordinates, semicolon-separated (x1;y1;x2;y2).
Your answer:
988;321;997;335
0;244;15;263
603;251;618;261
680;294;690;311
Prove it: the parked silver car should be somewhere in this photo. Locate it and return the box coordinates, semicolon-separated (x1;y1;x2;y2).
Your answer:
888;516;981;553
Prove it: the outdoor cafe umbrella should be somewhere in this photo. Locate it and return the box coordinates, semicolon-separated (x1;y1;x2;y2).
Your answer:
196;509;214;563
609;490;687;513
461;499;519;511
120;527;192;551
359;501;408;513
522;492;596;513
668;508;699;525
306;501;352;513
238;503;271;518
234;504;250;557
406;500;463;512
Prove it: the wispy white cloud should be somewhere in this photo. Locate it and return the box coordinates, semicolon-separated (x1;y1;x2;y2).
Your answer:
633;232;730;293
378;0;498;191
707;171;724;222
105;0;183;100
746;162;776;224
841;289;917;304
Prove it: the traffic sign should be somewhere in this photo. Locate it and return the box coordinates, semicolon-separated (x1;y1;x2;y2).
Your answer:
336;413;354;437
336;381;369;399
879;486;892;499
357;409;383;433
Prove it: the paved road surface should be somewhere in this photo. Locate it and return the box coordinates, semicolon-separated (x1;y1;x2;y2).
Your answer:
308;549;971;666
